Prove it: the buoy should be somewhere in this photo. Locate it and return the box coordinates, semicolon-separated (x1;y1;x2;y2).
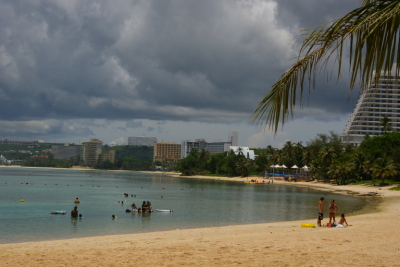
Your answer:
20;199;24;202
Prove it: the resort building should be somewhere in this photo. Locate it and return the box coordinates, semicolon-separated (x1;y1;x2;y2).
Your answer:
81;138;103;166
181;132;239;158
98;150;116;163
128;135;157;146
153;142;181;162
341;71;400;146
181;139;207;158
230;146;256;160
0;139;39;146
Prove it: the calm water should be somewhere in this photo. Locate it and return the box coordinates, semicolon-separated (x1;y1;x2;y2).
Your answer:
0;167;366;244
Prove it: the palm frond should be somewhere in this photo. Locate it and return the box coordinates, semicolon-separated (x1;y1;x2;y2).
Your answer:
252;0;400;133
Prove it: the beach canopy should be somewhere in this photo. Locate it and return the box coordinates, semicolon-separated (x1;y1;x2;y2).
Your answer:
291;165;298;169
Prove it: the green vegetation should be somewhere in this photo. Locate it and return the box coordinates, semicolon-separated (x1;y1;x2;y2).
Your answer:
390;185;400;191
3;131;400;187
177;131;400;186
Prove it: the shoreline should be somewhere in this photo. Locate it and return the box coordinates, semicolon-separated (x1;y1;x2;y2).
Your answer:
1;169;400;265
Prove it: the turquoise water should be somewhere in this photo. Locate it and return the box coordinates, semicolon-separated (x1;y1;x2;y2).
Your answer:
0;167;366;244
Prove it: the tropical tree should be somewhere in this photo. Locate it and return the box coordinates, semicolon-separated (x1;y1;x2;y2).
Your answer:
370;157;397;186
328;161;353;185
252;0;400;132
198;148;211;169
379;115;392;133
283;141;295;167
235;156;250;177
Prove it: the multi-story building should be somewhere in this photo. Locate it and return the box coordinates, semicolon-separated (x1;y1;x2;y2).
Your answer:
0;139;39;146
52;144;81;159
153;142;181;162
128;135;157;146
98;150;116;163
341;71;400;146
81;138;103;166
181;132;239;158
230;146;256;160
181;139;207;158
228;131;238;146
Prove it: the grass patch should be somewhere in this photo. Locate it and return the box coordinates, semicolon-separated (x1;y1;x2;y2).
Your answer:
389;185;400;191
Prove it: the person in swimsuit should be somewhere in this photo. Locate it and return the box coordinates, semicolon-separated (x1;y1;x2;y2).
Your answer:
328;200;338;223
337;213;349;227
317;197;324;227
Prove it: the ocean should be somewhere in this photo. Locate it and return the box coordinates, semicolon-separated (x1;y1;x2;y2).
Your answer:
0;167;366;244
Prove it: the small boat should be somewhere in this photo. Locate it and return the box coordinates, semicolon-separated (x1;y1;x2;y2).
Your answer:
155;209;173;212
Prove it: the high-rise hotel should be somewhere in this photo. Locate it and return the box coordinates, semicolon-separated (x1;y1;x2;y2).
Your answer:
341;71;400;146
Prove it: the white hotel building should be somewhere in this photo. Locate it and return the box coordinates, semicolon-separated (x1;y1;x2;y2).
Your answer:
341;71;400;146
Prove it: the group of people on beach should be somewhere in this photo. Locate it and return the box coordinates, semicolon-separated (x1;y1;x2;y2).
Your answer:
318;197;349;227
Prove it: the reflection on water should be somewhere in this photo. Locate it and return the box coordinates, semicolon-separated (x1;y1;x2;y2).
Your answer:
0;167;367;244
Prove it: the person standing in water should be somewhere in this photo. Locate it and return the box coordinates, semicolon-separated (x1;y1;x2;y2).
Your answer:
317;197;324;227
71;206;78;218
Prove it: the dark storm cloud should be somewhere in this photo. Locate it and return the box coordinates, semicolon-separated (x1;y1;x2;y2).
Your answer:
0;0;362;136
126;120;143;129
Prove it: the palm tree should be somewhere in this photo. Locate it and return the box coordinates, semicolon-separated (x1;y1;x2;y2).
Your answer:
379;115;392;133
328;161;352;185
320;146;337;168
235;157;250;177
371;157;397;186
283;141;294;166
252;0;400;132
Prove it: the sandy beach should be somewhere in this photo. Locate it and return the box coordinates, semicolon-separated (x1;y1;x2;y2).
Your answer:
1;173;400;266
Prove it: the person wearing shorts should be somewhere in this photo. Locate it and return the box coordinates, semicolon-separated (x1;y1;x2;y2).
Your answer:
317;197;324;227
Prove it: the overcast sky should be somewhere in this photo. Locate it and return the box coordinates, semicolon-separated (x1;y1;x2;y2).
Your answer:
0;0;362;148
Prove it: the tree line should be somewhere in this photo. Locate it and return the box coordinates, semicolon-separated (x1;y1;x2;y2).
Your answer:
177;131;400;186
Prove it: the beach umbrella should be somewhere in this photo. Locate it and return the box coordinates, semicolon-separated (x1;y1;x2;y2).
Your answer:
291;165;299;174
281;164;287;168
274;165;282;168
302;165;309;172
